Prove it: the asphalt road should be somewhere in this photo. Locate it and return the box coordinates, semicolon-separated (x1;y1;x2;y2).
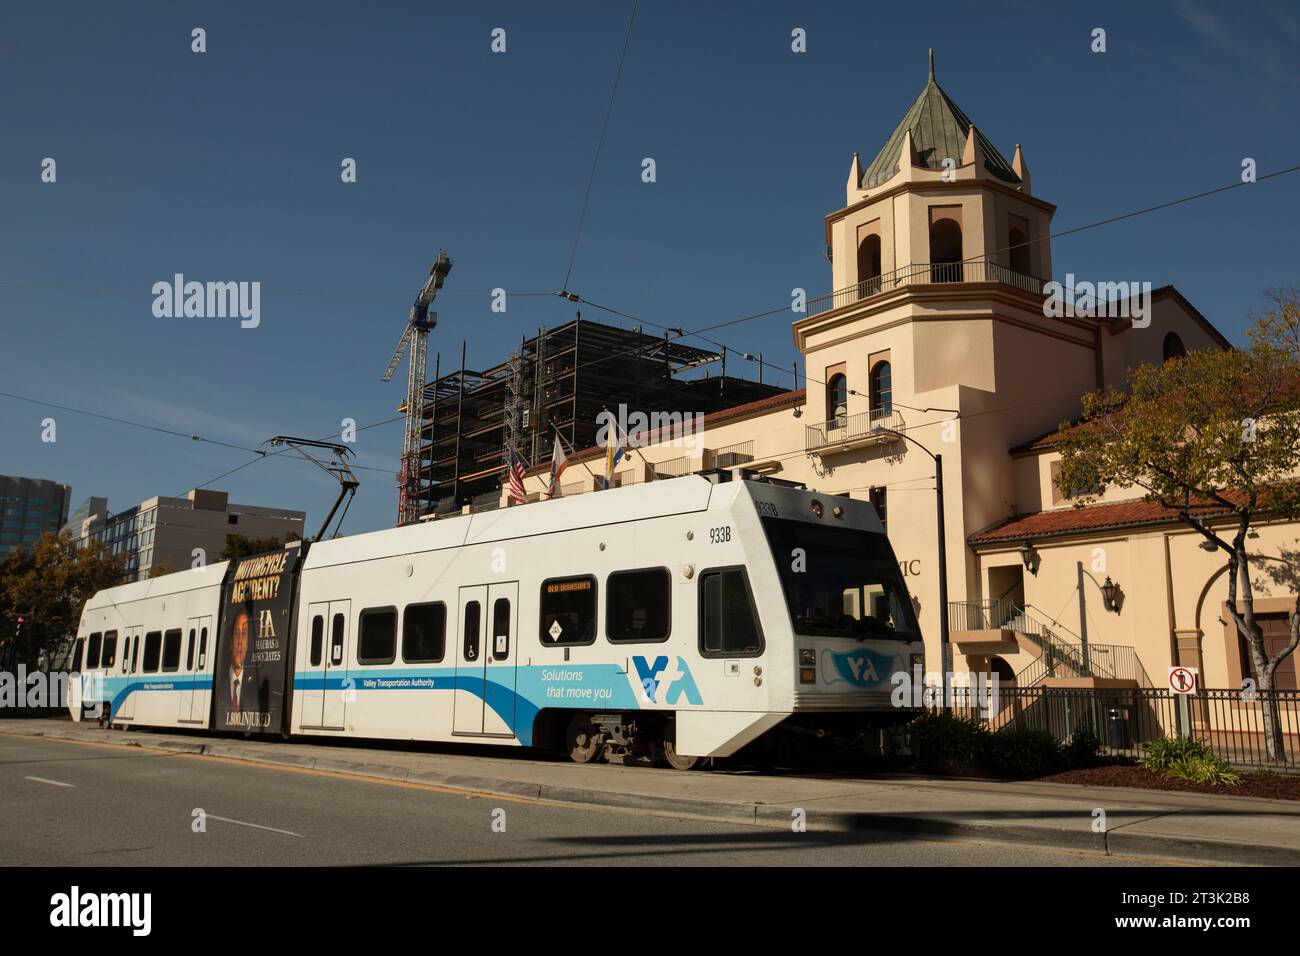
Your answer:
0;733;1151;866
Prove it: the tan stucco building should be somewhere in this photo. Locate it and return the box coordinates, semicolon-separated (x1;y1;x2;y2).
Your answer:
510;57;1297;698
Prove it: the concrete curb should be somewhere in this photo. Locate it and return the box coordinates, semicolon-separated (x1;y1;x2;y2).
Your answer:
10;723;1297;865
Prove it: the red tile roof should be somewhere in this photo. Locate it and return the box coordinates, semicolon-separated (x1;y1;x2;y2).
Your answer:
969;492;1247;544
525;388;806;475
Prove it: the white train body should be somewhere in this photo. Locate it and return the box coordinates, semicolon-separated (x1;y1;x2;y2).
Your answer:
72;475;924;764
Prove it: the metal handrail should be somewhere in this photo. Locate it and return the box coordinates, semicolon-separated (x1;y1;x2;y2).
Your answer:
806;258;1049;317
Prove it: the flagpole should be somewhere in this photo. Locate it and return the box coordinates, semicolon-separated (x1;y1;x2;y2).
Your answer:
552;423;601;485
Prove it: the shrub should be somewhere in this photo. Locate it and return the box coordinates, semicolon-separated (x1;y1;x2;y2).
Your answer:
908;712;990;771
988;727;1064;777
1141;736;1241;787
1064;726;1102;766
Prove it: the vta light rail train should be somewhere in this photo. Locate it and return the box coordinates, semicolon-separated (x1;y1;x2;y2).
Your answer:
68;472;925;769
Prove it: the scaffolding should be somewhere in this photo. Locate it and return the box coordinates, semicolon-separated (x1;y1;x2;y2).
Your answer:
406;316;784;517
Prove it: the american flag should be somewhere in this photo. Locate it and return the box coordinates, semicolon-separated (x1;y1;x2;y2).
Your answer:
507;448;528;504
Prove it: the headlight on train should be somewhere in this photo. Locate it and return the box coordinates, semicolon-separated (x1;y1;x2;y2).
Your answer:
799;667;816;684
799;649;815;666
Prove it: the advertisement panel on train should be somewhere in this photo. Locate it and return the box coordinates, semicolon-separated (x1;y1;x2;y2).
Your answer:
213;545;303;733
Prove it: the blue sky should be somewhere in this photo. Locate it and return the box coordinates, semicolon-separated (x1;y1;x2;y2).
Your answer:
2;0;1298;535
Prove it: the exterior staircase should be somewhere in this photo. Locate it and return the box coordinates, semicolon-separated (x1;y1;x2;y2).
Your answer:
949;599;1149;688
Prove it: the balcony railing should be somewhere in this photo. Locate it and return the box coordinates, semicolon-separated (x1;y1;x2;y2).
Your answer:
714;441;754;469
806;257;1049;317
805;408;905;453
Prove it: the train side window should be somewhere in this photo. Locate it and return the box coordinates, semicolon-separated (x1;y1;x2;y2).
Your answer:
492;598;510;658
539;575;597;646
606;568;671;643
102;632;118;669
403;602;446;663
86;633;102;669
330;614;344;666
71;638;84;673
699;566;764;658
161;629;182;672
186;629;196;671
357;607;397;665
130;635;139;673
121;637;130;673
198;628;208;669
142;631;162;673
310;615;324;667
463;601;481;661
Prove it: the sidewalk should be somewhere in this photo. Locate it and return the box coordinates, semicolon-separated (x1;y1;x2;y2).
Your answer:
6;718;1299;865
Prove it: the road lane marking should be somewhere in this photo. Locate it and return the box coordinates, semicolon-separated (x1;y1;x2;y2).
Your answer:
25;776;74;788
204;814;303;838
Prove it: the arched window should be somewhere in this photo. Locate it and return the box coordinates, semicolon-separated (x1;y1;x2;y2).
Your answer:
1008;227;1030;275
869;362;892;421
827;374;847;427
857;235;882;297
929;219;963;282
1162;332;1186;362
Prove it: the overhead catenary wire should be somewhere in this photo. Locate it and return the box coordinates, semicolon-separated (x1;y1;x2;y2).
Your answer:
561;0;639;294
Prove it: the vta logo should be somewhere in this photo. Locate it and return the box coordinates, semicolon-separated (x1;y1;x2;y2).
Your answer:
632;655;703;706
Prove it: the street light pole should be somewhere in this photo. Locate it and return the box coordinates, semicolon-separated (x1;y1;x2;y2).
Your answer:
872;426;951;708
934;452;950;706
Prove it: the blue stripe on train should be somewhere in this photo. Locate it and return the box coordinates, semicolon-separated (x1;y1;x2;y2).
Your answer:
97;664;643;745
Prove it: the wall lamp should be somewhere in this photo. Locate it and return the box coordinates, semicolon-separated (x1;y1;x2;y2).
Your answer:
1018;540;1040;575
1100;576;1120;613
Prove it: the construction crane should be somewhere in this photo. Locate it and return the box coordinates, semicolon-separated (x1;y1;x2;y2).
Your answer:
383;250;454;526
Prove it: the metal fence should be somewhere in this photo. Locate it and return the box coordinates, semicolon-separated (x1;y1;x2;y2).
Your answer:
942;686;1300;772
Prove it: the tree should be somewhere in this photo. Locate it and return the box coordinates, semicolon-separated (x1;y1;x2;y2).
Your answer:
218;532;300;562
1057;289;1300;761
147;560;178;579
0;533;126;668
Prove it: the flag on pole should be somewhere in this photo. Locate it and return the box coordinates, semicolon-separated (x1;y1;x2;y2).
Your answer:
507;448;528;504
543;435;569;499
602;419;626;489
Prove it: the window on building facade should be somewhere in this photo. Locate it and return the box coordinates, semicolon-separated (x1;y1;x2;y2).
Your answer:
869;487;888;533
827;374;847;427
1163;332;1186;362
929;218;963;282
857;234;882;295
1239;615;1298;691
870;362;892;419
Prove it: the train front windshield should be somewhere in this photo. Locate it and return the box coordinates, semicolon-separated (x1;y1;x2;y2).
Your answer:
761;517;921;642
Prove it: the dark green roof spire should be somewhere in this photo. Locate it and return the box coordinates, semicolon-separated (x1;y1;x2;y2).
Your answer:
859;51;1021;190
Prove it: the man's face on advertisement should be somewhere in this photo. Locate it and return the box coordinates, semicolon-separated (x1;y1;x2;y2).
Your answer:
232;613;249;671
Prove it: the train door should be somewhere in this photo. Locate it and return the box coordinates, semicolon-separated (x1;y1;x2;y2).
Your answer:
453;586;486;734
192;618;211;723
454;582;518;737
117;625;142;720
302;601;350;730
179;619;198;721
178;616;212;723
320;601;351;730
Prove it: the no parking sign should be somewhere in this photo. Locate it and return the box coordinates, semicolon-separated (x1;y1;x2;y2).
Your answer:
1168;665;1198;694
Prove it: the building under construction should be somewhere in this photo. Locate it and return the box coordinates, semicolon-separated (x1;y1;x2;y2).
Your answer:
411;316;784;517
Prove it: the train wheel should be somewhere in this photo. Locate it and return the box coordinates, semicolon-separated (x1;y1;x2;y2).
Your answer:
565;714;603;764
660;727;700;771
